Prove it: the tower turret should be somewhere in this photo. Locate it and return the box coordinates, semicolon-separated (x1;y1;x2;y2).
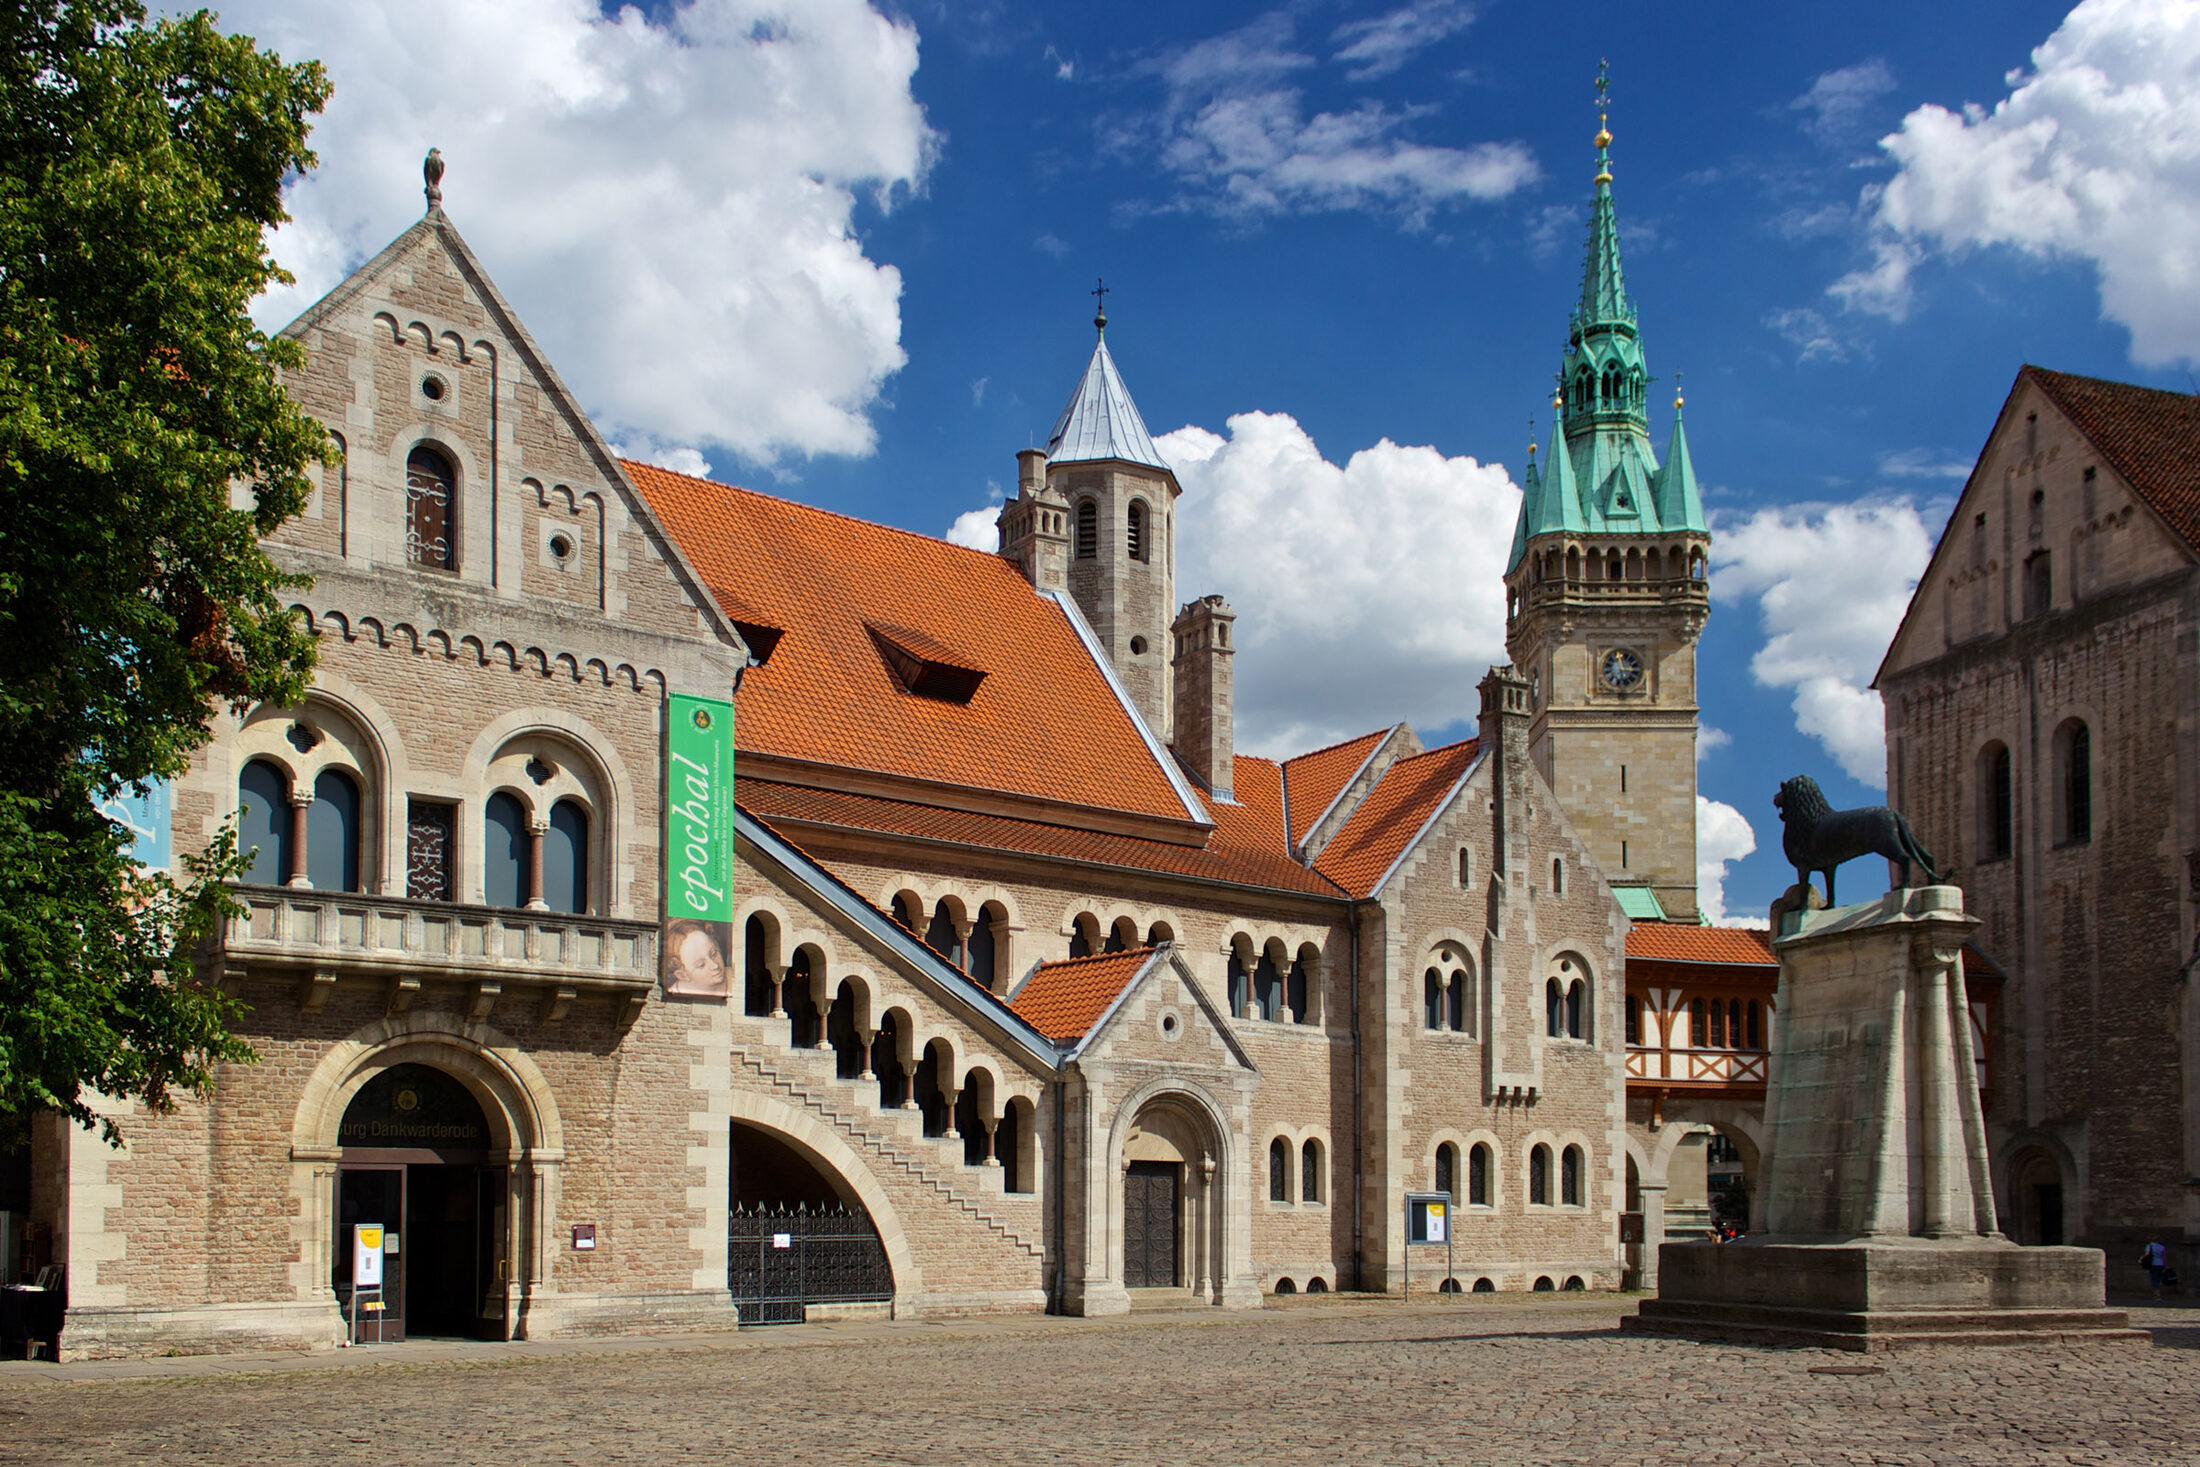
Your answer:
1502;71;1711;921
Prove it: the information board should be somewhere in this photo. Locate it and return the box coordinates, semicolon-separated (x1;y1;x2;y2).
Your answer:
353;1224;384;1288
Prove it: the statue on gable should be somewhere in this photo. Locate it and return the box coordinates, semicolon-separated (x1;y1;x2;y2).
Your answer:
1773;774;1943;908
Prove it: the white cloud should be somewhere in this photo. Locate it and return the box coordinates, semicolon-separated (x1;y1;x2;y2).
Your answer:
1154;412;1520;756
1034;233;1072;258
1832;0;2200;365
1711;500;1933;787
1124;12;1537;226
1764;306;1854;363
1696;795;1761;927
1331;1;1476;83
1791;58;1897;141
944;507;1000;551
612;440;713;479
213;0;933;468
971;377;990;408
1697;725;1732;762
1876;447;1973;481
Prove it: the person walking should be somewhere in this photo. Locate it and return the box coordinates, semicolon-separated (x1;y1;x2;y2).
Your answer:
2141;1238;2171;1300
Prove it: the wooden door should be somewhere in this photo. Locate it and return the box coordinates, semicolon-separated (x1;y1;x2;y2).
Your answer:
1123;1161;1179;1288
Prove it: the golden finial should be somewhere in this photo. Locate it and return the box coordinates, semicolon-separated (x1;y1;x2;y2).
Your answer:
1528;415;1538;458
1593;60;1614;182
1674;369;1685;412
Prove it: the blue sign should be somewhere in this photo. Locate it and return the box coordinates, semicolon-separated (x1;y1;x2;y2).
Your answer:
98;779;173;872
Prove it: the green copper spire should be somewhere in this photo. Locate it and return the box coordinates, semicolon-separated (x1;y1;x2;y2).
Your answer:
1505;64;1706;571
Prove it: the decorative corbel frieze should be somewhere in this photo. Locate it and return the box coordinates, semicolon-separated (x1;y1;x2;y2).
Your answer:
541;986;577;1025
469;981;502;1021
386;974;422;1017
299;969;338;1012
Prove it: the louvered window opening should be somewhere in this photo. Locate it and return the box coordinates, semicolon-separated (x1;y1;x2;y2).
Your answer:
1074;500;1097;559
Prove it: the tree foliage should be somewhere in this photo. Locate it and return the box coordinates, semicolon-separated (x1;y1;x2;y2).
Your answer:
0;1;330;1139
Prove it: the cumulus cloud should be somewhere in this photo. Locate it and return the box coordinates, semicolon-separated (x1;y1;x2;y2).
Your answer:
1831;0;2200;364
613;441;713;479
1791;58;1898;141
1764;306;1855;363
1156;412;1520;755
1711;501;1934;787
1877;447;1973;481
1331;1;1476;83
944;506;1001;551
210;0;933;468
1122;12;1537;226
1697;796;1762;927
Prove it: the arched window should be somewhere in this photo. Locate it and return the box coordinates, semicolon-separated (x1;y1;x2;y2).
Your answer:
1552;858;1564;895
483;792;528;909
1434;1142;1457;1200
969;903;1001;988
1529;1145;1552;1206
1287;955;1310;1025
743;914;775;1017
1561;1145;1584;1206
1269;1138;1290;1202
2056;720;2091;845
1624;993;1641;1046
1127;500;1147;562
1745;1000;1763;1050
1469;1143;1491;1206
1708;997;1727;1048
1688;997;1707;1049
1565;979;1586;1040
1456;847;1471;887
1103;918;1129;955
1301;1139;1323;1203
1447;968;1468;1032
1979;742;2013;860
405;446;455;570
1256;951;1283;1022
1074;499;1097;559
892;893;920;931
305;768;360;892
1546;978;1565;1038
1068;912;1097;959
924;900;963;965
1425;968;1445;1031
238;759;291;885
1228;945;1249;1015
542;799;588;913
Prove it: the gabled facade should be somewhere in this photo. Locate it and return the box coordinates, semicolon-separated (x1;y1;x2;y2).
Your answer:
1878;365;2200;1287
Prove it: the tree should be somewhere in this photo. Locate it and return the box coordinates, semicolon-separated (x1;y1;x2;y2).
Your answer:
0;1;331;1140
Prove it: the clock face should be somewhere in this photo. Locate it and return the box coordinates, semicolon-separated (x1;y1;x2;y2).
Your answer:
1601;648;1643;691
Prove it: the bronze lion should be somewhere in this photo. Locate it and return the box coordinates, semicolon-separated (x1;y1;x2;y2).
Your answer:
1774;774;1943;906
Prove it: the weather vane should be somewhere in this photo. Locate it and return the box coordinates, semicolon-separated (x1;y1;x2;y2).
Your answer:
1092;277;1109;336
1595;58;1610;115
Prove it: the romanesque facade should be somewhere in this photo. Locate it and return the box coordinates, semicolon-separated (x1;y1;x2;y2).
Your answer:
14;122;1734;1357
1877;365;2200;1289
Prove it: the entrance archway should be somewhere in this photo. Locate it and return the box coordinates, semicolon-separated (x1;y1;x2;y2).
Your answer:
2008;1147;2067;1246
1115;1092;1226;1297
728;1121;894;1325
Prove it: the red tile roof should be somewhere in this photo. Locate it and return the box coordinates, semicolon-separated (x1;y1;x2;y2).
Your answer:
1625;923;1776;966
2027;367;2200;553
1281;728;1389;847
1313;740;1479;897
1011;949;1154;1043
626;463;1195;824
739;762;1345;898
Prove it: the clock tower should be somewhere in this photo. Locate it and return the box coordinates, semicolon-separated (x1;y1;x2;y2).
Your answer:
1502;83;1710;922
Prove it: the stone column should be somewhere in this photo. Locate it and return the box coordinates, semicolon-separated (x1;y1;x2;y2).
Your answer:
1197;1156;1216;1300
767;964;788;1021
286;791;314;886
1637;1182;1668;1291
525;817;547;910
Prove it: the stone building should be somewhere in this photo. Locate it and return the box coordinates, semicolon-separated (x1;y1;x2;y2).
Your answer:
1877;365;2200;1288
13;118;1727;1356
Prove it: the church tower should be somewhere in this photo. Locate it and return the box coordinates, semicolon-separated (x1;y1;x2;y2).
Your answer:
1503;82;1710;922
1003;290;1180;738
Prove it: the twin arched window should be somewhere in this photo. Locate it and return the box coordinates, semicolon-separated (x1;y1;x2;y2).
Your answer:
484;792;591;913
1270;1137;1325;1203
236;758;361;891
1423;965;1470;1032
1546;975;1588;1040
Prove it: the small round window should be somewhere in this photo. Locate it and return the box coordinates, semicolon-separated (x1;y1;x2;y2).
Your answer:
549;533;574;561
1129;636;1148;655
421;375;447;402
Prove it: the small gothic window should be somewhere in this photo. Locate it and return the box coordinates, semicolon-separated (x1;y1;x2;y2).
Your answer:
1457;847;1471;887
1552;858;1564;895
1269;1138;1290;1202
1689;997;1708;1048
1435;1143;1457;1200
1127;500;1147;562
1547;978;1565;1038
1074;499;1097;559
1425;968;1445;1031
405;446;455;570
1228;946;1249;1013
2058;720;2091;845
1529;1145;1552;1206
1301;1140;1323;1203
1561;1146;1584;1206
1980;743;2014;860
1565;978;1586;1040
1469;1143;1491;1206
1746;1000;1763;1050
2024;551;2052;619
1447;969;1468;1033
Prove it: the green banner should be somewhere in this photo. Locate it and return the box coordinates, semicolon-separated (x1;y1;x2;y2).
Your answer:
663;692;735;997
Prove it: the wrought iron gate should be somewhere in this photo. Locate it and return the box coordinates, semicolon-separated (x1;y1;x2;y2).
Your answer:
728;1203;893;1325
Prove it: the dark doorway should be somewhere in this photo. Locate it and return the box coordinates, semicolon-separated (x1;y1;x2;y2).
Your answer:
727;1122;891;1325
2033;1183;2065;1247
1123;1160;1180;1288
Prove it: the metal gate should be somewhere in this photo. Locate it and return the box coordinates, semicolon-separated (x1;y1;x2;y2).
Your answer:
728;1203;893;1325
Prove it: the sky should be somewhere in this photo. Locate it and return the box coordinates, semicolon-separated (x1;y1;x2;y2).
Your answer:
197;0;2200;923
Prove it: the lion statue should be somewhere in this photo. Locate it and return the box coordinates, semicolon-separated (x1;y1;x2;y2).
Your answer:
1774;775;1943;907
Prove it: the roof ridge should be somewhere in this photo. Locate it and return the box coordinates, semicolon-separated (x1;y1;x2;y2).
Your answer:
1283;726;1391;766
621;459;1020;574
1394;736;1478;765
2025;363;2198;402
1032;946;1158;971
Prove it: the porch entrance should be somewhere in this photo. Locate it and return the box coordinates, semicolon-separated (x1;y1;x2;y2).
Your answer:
726;1122;892;1325
1123;1160;1180;1288
333;1064;508;1341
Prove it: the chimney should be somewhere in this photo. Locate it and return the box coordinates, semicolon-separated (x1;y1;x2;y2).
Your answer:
1171;595;1235;801
997;449;1068;593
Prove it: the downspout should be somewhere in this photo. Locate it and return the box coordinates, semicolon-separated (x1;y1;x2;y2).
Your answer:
1049;1072;1067;1314
1349;899;1364;1292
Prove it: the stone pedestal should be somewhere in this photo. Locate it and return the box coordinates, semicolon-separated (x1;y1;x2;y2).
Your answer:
1627;887;2141;1351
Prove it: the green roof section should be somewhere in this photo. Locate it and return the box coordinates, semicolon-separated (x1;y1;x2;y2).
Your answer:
1506;83;1709;571
1613;885;1668;921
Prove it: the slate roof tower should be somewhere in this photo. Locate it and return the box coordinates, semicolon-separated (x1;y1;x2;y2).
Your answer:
1503;76;1711;922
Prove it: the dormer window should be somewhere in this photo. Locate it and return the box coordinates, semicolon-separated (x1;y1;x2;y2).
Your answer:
866;622;986;704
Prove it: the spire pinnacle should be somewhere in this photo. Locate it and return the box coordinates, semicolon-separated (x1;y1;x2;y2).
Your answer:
1593;60;1613;185
1091;276;1109;338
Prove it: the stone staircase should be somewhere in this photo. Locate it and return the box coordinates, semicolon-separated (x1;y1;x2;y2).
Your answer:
730;1022;1045;1263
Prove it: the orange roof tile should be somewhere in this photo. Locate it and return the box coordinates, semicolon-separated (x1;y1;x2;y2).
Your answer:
2027;367;2200;552
1624;923;1776;966
739;775;1344;897
1313;740;1479;898
626;462;1196;824
1282;728;1389;847
1011;949;1154;1043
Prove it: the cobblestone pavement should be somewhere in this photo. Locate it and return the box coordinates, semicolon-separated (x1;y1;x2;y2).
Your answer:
4;1296;2197;1466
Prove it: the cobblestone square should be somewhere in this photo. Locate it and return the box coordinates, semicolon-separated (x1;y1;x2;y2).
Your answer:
4;1296;2195;1466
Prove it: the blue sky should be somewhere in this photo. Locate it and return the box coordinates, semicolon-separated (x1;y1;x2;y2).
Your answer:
220;0;2200;921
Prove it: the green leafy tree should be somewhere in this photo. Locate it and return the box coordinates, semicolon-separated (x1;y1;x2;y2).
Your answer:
0;1;331;1140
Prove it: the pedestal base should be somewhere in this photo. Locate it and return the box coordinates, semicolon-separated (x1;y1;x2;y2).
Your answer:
1622;1238;2146;1352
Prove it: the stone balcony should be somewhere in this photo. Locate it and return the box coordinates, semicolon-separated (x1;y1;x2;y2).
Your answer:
211;884;659;1026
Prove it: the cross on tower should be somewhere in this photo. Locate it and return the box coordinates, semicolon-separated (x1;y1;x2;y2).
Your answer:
1092;277;1109;336
1595;58;1610;114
